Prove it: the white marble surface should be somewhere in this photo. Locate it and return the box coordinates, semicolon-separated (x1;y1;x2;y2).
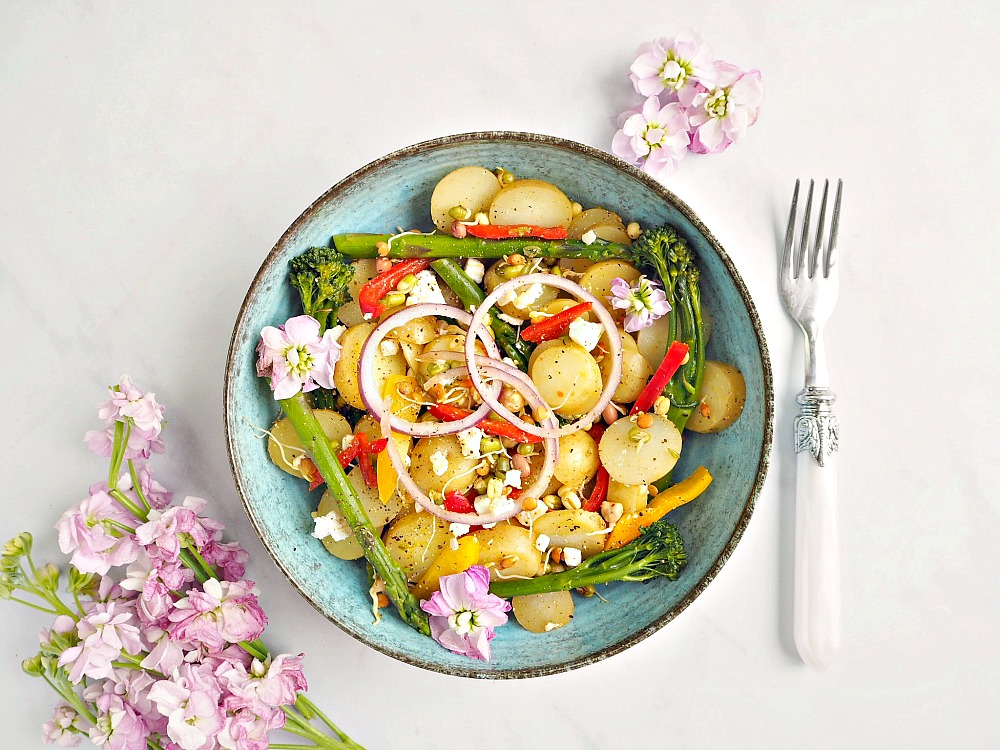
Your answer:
2;2;998;748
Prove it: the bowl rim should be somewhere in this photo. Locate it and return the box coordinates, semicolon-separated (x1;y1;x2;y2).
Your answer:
224;130;774;679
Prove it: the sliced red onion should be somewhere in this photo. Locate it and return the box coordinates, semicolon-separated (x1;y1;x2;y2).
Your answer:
379;361;560;525
357;303;501;437
464;273;623;438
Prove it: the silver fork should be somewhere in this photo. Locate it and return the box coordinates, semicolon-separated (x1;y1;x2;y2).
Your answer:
780;179;843;670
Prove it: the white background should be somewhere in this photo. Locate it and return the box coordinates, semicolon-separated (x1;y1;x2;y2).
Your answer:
2;2;998;748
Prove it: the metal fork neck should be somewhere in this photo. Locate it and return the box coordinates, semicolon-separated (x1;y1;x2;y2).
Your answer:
802;323;829;387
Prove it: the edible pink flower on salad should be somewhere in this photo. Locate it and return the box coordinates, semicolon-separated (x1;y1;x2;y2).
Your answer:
612;96;691;179
256;315;341;400
679;61;764;154
420;565;510;661
608;276;672;333
629;31;716;99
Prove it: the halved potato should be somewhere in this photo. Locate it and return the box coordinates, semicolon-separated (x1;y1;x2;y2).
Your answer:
489;179;573;228
267;410;352;480
599;414;682;485
512;591;574;633
337;259;379;327
567;208;622;239
579;260;641;317
431;166;502;232
686;360;747;433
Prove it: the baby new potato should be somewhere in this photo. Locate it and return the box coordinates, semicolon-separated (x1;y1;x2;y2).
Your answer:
686;360;747;433
599;414;682;485
598;331;653;404
553;431;600;488
314;488;385;561
489;179;574;229
483;263;558;318
512;591;574;633
431;166;502;233
267;410;352;480
383;512;449;582
580;260;641;318
608;480;648;513
409;434;481;497
335;322;406;409
532;509;606;559
529;342;603;417
336;258;378;327
476;525;542;581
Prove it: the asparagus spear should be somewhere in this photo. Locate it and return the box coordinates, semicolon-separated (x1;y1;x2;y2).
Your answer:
280;393;430;635
333;233;631;261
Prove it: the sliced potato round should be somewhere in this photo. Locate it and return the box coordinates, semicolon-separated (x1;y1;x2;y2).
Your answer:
512;591;574;633
532;509;606;559
430;166;502;232
337;259;379;327
567;208;622;239
580;260;641;317
599;414;682;485
599;332;652;404
383;512;448;582
489;179;573;228
607;480;648;513
334;322;406;409
553;431;600;488
314;489;385;560
409;434;481;497
267;410;352;480
475;525;542;581
686;360;747;433
590;221;632;246
539;297;595;321
636;312;671;371
528;342;603;417
483;262;558;317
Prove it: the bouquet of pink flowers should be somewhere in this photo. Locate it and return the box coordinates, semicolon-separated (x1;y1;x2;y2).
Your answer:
1;377;363;750
612;30;764;179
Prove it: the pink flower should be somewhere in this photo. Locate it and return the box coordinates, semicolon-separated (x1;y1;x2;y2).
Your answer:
167;579;267;651
680;62;764;154
42;702;83;747
85;424;165;460
612;96;691;180
629;31;716;99
56;490;140;575
148;664;224;750
218;708;276;750
136;496;224;565
88;694;150;750
116;464;173;510
98;375;166;437
219;653;307;712
200;540;249;582
420;565;510;661
120;551;186;623
608;276;672;333
59;600;145;683
256;315;339;400
140;625;186;675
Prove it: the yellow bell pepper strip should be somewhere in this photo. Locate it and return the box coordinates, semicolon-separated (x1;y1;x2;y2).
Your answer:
376;375;417;504
605;466;713;550
411;535;481;600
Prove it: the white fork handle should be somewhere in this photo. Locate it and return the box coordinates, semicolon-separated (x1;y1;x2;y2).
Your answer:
793;449;840;669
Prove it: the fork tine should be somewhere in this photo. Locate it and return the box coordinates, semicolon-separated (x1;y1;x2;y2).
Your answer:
808;180;829;278
794;180;814;278
824;179;843;277
781;179;800;278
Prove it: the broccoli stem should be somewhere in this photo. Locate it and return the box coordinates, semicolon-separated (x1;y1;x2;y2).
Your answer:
430;258;533;370
333;233;630;261
489;547;653;598
279;393;430;635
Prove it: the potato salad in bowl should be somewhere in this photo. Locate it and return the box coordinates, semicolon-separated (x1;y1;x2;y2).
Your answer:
226;133;772;677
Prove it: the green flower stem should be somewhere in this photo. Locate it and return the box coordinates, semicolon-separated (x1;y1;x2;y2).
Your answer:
109;488;148;522
239;638;269;662
108;421;129;487
297;694;363;749
43;673;96;724
128;459;151;512
279;393;429;636
17;558;77;618
7;596;59;614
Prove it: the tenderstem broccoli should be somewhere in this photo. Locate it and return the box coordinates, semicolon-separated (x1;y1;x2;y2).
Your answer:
289;246;355;334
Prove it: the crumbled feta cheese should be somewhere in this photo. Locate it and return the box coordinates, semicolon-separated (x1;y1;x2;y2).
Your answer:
457;427;484;458
504;469;523;489
544;621;563;631
430;450;449;476
327;324;347;344
474;495;491;515
513;283;544;310
498;289;517;306
481;522;497;529
563;547;582;567
464;258;485;284
501;357;517;367
475;493;516;517
534;533;550;552
568;318;603;352
449;537;459;551
449;522;470;537
581;229;597;245
379;339;400;356
405;270;446;306
601;501;624;527
497;312;525;326
515;502;547;527
312;511;351;542
341;435;355;452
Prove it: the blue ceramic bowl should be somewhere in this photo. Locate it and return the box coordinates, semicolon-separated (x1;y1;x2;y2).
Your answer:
224;132;773;678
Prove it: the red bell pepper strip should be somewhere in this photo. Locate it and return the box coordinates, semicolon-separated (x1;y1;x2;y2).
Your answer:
630;341;690;416
583;466;610;513
520;302;593;343
357;258;431;318
465;224;568;240
444;491;476;514
354;434;378;488
427;403;543;444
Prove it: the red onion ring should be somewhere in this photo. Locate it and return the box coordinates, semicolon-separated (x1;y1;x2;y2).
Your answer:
357;303;501;437
464;273;623;438
380;361;560;525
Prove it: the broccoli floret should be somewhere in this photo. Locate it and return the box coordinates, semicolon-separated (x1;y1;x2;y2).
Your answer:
289;246;354;333
489;518;688;598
